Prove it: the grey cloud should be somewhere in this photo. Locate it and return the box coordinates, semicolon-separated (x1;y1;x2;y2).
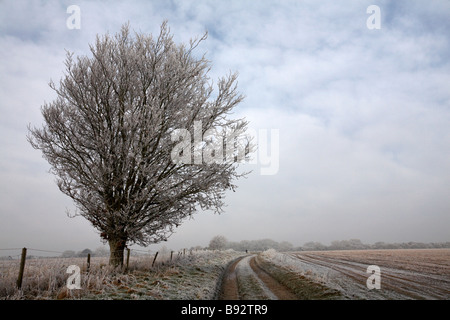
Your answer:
0;0;449;254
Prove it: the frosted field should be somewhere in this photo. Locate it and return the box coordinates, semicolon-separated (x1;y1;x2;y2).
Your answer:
260;248;450;300
1;248;448;300
0;249;245;300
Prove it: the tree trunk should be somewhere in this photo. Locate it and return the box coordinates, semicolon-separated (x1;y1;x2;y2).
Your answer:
108;237;126;267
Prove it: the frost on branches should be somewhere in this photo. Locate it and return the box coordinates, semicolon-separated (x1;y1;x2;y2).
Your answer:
27;22;252;266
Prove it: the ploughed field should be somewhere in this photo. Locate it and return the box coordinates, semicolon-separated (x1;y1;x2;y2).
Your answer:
1;248;448;300
259;248;450;299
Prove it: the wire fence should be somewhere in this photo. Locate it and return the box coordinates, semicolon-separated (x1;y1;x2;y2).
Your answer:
0;246;201;294
0;247;194;262
0;248;69;260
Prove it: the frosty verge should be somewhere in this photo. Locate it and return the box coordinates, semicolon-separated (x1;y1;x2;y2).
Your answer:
27;21;252;266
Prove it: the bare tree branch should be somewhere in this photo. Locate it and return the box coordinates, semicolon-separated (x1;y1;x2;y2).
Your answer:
27;21;251;266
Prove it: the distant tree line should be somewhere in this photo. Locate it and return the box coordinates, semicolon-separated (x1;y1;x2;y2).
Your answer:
61;247;109;258
208;235;450;252
227;238;294;252
208;235;293;251
301;239;450;251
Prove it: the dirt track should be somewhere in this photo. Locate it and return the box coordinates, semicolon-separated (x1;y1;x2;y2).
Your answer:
218;255;298;300
218;255;242;299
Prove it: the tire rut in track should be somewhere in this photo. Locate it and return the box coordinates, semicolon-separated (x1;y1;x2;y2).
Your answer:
218;256;244;300
248;256;298;300
218;255;297;300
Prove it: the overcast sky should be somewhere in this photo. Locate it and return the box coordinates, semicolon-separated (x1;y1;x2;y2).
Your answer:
1;0;449;255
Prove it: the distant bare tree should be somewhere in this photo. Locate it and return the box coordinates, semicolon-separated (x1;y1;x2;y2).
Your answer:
93;247;109;257
61;250;76;258
278;241;293;252
28;22;251;266
302;241;327;251
209;235;228;250
78;248;92;257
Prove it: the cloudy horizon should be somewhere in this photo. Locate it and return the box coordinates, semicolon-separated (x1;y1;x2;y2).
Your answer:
1;0;449;255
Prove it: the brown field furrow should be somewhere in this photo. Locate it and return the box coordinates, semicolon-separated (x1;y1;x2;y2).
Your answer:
292;253;439;299
289;249;450;300
248;256;298;300
297;252;448;290
288;253;391;297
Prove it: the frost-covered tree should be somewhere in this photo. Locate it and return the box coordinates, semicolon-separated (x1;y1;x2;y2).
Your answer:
61;250;76;258
78;248;92;257
27;22;251;266
209;235;228;250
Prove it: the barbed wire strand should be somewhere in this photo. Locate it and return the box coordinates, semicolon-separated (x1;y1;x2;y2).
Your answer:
0;247;189;258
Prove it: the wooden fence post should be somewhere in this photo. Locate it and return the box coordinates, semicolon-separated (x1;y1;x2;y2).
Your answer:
86;253;91;272
17;247;27;289
126;248;130;271
152;251;159;267
170;251;174;262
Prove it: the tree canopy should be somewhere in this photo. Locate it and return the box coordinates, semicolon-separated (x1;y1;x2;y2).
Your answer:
28;22;251;266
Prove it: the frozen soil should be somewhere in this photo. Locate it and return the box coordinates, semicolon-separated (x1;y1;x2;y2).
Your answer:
261;248;450;300
4;248;447;300
1;250;246;300
80;250;246;300
218;254;339;300
78;248;450;300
